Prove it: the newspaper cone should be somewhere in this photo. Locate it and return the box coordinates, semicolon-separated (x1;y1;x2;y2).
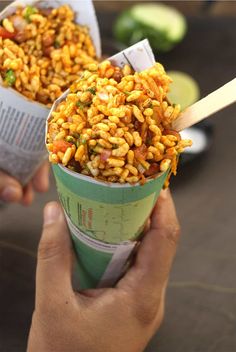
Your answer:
53;163;168;289
47;40;169;289
0;0;100;184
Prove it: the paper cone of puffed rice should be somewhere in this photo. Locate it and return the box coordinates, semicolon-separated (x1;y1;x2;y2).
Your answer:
47;40;170;290
0;0;101;184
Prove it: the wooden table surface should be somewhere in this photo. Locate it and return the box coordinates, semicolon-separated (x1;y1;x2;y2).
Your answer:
0;6;236;352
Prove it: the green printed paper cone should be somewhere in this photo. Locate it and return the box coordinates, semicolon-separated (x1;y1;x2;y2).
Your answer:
52;164;168;289
46;40;164;289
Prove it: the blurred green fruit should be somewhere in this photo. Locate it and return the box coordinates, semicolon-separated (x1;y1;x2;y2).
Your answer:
114;3;187;52
167;71;200;110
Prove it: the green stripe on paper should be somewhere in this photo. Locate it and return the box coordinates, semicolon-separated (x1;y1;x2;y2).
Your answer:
52;164;168;204
71;233;112;289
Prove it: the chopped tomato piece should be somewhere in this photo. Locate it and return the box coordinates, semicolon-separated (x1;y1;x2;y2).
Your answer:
144;163;160;177
53;140;72;153
134;144;148;160
0;26;16;39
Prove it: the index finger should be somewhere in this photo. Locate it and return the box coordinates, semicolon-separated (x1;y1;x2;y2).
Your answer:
32;161;50;193
0;171;23;203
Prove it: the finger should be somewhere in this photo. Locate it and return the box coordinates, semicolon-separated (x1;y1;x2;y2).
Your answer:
36;202;73;303
118;188;180;293
0;171;23;203
21;182;34;206
150;188;179;233
143;218;151;235
32;161;50;193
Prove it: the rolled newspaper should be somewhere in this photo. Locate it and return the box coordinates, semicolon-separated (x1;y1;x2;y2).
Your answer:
0;0;100;184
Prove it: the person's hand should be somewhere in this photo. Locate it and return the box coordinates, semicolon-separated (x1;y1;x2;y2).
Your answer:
27;189;180;352
0;161;49;206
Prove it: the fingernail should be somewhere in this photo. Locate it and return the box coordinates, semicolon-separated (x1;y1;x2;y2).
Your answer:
44;203;61;226
1;186;19;202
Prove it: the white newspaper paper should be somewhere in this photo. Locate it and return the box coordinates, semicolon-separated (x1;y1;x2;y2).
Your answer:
109;39;155;70
0;0;100;184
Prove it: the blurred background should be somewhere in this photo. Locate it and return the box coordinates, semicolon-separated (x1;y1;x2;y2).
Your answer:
0;1;236;351
94;0;236;15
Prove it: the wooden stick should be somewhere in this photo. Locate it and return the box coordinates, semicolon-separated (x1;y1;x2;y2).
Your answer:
172;78;236;131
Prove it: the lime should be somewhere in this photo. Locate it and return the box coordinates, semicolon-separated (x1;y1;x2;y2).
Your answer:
167;71;200;110
114;3;187;52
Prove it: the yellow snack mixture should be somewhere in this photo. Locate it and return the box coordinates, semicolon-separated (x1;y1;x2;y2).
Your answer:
47;61;192;184
0;4;97;106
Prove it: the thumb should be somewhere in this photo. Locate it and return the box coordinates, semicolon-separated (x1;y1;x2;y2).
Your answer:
36;202;73;306
0;171;23;203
